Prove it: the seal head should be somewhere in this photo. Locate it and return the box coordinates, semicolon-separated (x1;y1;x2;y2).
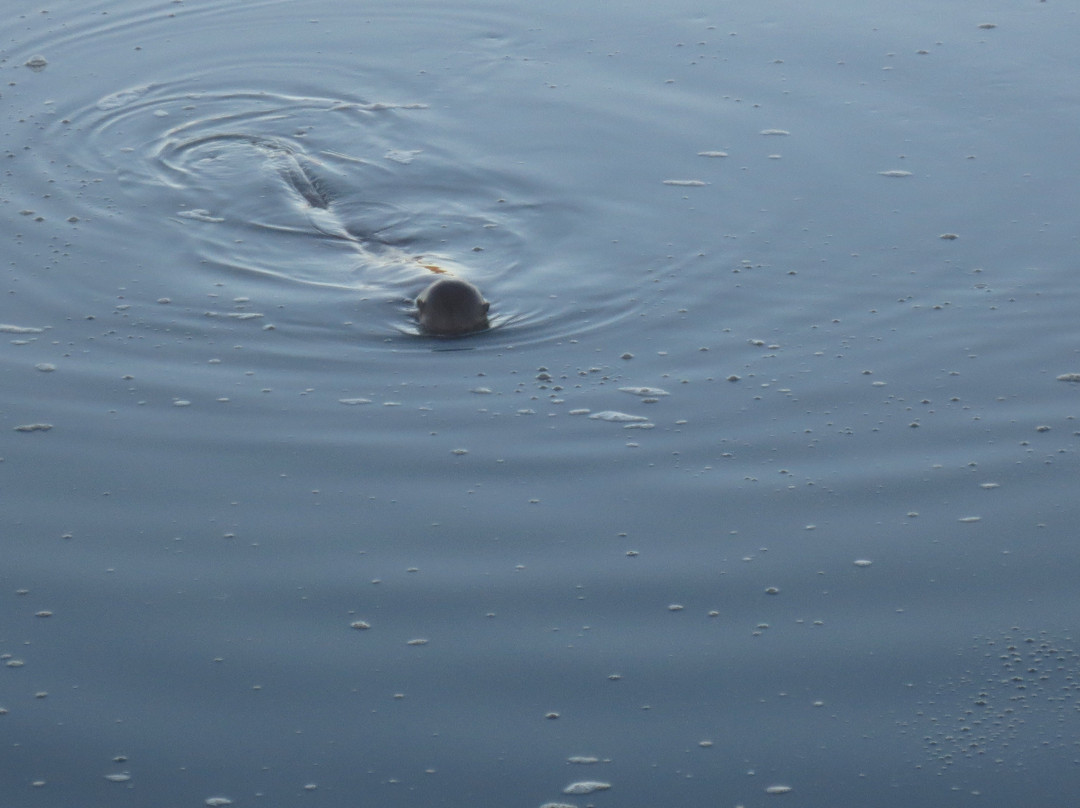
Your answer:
416;278;490;336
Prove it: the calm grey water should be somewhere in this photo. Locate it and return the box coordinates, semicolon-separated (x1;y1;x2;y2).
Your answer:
4;1;1080;805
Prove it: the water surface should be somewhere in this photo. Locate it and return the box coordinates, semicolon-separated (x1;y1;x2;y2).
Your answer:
3;1;1080;805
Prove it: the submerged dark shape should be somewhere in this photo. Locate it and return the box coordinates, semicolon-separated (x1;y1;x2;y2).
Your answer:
416;278;490;336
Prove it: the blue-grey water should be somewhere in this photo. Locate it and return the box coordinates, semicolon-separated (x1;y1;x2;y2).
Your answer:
4;1;1080;805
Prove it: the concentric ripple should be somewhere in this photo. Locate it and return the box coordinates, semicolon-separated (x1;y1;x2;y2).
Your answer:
38;54;648;348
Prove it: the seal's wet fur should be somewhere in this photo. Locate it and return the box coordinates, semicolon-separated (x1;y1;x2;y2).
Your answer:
416;278;490;336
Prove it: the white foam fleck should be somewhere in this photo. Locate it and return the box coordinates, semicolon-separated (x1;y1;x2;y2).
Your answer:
0;324;45;334
384;149;422;164
97;85;152;110
563;781;611;795
589;411;647;422
619;386;669;397
662;179;706;186
879;170;912;177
